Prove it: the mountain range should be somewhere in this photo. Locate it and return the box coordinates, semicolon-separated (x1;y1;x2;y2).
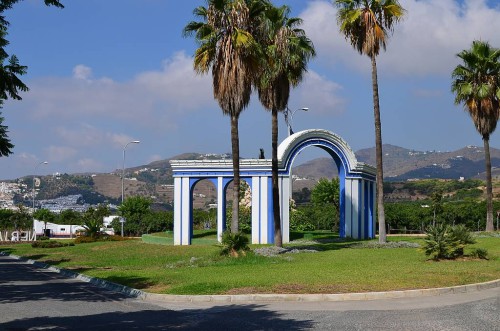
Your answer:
22;144;500;207
293;144;500;181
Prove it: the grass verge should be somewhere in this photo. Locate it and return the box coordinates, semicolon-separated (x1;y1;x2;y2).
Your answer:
1;232;498;295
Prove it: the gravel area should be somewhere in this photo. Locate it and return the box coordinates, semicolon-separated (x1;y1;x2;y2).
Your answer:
253;246;319;257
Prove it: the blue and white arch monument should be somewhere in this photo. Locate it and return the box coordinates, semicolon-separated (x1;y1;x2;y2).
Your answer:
170;129;376;245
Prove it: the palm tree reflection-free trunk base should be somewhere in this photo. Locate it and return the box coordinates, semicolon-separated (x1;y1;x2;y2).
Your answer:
231;114;240;233
484;137;494;231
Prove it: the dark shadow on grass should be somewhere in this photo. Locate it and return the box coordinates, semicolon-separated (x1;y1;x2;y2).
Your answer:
192;230;217;239
1;305;315;330
101;275;155;290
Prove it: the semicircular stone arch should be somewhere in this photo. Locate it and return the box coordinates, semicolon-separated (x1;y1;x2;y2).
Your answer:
170;129;376;245
275;129;376;242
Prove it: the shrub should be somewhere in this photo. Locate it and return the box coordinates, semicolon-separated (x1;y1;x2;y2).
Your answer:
422;224;476;260
31;241;74;248
74;236;98;244
448;225;475;257
220;231;249;257
36;236;50;241
469;248;489;260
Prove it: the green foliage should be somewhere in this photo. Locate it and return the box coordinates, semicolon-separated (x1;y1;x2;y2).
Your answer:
422;224;476;260
384;179;484;200
0;209;15;229
422;224;456;260
219;231;249;257
118;196;152;236
31;241;74;248
112;197;172;236
33;208;56;230
0;113;13;156
36;236;49;241
81;205;109;238
57;209;82;225
225;205;252;233
290;177;341;232
385;199;500;232
289;209;315;231
470;247;489;260
74;236;97;244
311;178;340;206
9;205;32;231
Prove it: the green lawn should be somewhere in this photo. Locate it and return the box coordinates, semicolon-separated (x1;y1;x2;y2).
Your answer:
1;233;498;295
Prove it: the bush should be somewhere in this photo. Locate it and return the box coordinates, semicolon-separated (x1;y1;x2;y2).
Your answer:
220;231;249;257
36;236;50;241
469;248;489;260
74;236;98;244
422;224;476;260
31;241;75;248
448;225;475;257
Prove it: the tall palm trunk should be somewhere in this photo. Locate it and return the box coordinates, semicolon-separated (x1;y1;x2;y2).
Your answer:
230;114;240;233
271;108;282;247
483;136;494;231
371;55;386;243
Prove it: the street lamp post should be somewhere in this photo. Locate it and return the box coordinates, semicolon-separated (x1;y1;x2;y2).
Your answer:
32;161;48;212
283;107;309;136
121;140;140;237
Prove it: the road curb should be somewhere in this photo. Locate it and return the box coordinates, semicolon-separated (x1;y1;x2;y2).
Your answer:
2;251;499;303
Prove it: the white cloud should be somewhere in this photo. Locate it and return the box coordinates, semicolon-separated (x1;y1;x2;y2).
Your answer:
72;64;93;81
298;70;345;115
301;0;500;76
21;52;214;131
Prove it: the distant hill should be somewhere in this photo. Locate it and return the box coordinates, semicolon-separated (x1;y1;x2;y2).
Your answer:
356;144;500;181
291;144;500;182
17;145;499;208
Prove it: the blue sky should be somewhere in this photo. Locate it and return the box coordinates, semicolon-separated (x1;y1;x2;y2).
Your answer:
1;0;499;180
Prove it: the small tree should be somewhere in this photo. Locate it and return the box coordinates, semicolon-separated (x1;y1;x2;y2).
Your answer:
9;205;31;231
310;178;340;231
118;196;152;236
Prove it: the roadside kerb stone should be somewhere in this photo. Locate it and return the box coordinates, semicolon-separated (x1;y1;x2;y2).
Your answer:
2;252;498;303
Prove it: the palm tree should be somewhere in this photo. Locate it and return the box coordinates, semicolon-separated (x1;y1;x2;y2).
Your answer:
451;40;500;232
334;0;405;243
183;0;266;232
256;4;315;246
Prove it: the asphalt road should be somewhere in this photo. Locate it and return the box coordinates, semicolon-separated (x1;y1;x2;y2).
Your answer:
0;254;498;331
